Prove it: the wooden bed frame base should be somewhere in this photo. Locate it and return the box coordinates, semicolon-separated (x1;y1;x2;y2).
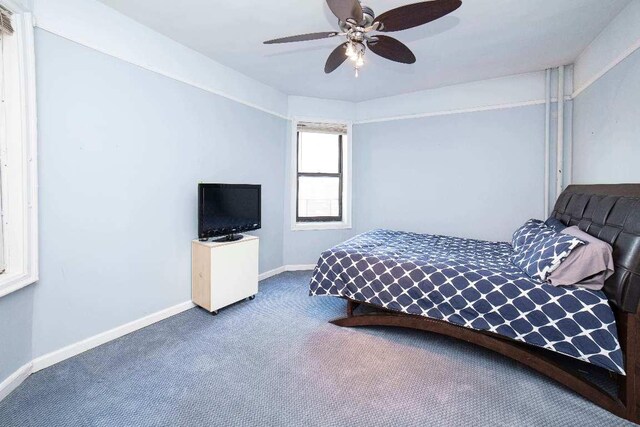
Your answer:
331;299;640;423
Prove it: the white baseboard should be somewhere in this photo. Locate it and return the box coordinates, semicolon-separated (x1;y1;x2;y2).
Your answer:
31;300;195;372
258;264;315;281
285;264;316;271
258;266;285;281
0;362;32;402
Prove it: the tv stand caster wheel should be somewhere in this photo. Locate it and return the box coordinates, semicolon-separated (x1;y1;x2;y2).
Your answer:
211;310;219;316
248;295;255;300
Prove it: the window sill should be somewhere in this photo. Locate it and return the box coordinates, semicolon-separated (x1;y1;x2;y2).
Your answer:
292;222;352;232
0;271;38;299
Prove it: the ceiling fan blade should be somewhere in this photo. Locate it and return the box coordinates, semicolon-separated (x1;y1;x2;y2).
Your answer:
326;0;363;24
367;36;416;64
375;0;461;32
324;42;349;73
264;31;339;44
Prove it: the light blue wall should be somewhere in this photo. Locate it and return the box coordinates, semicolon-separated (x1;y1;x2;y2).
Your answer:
352;106;546;243
573;47;640;184
283;105;547;265
282;221;353;266
0;286;33;382
30;30;287;358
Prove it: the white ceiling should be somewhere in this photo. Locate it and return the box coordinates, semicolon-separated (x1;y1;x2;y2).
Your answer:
98;0;630;102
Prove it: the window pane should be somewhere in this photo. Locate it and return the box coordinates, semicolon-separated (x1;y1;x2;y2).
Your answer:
298;176;340;218
298;132;340;173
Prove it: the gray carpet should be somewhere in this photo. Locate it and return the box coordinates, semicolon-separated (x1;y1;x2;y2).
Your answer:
0;271;632;426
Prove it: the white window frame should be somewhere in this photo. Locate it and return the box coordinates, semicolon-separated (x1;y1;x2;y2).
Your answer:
290;118;352;231
0;2;38;298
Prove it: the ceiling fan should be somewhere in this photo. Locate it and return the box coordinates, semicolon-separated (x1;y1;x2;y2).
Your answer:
264;0;462;77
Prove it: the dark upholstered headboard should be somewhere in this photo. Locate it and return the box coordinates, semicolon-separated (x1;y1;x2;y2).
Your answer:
551;184;640;313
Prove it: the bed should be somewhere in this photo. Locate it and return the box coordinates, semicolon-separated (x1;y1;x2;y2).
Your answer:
309;184;640;423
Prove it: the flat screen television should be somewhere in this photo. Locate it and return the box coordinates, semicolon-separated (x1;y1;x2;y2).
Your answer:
198;183;261;241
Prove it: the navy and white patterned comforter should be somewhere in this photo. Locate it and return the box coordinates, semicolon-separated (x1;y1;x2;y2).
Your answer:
309;229;624;374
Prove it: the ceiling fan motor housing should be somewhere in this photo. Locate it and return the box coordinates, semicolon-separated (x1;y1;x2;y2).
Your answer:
338;4;375;31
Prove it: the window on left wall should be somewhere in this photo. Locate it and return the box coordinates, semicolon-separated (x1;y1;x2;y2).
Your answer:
0;5;38;297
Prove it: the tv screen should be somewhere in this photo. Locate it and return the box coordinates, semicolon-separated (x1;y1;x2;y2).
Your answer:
198;183;261;239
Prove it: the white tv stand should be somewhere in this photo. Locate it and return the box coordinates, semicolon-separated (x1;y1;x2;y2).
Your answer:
191;234;259;314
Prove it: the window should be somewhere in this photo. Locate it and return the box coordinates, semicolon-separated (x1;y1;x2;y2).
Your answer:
297;131;343;222
0;7;8;273
0;4;38;297
291;121;351;231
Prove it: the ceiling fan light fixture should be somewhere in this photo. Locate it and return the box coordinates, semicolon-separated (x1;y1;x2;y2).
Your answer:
345;42;356;58
355;53;364;67
345;41;365;77
346;42;364;60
